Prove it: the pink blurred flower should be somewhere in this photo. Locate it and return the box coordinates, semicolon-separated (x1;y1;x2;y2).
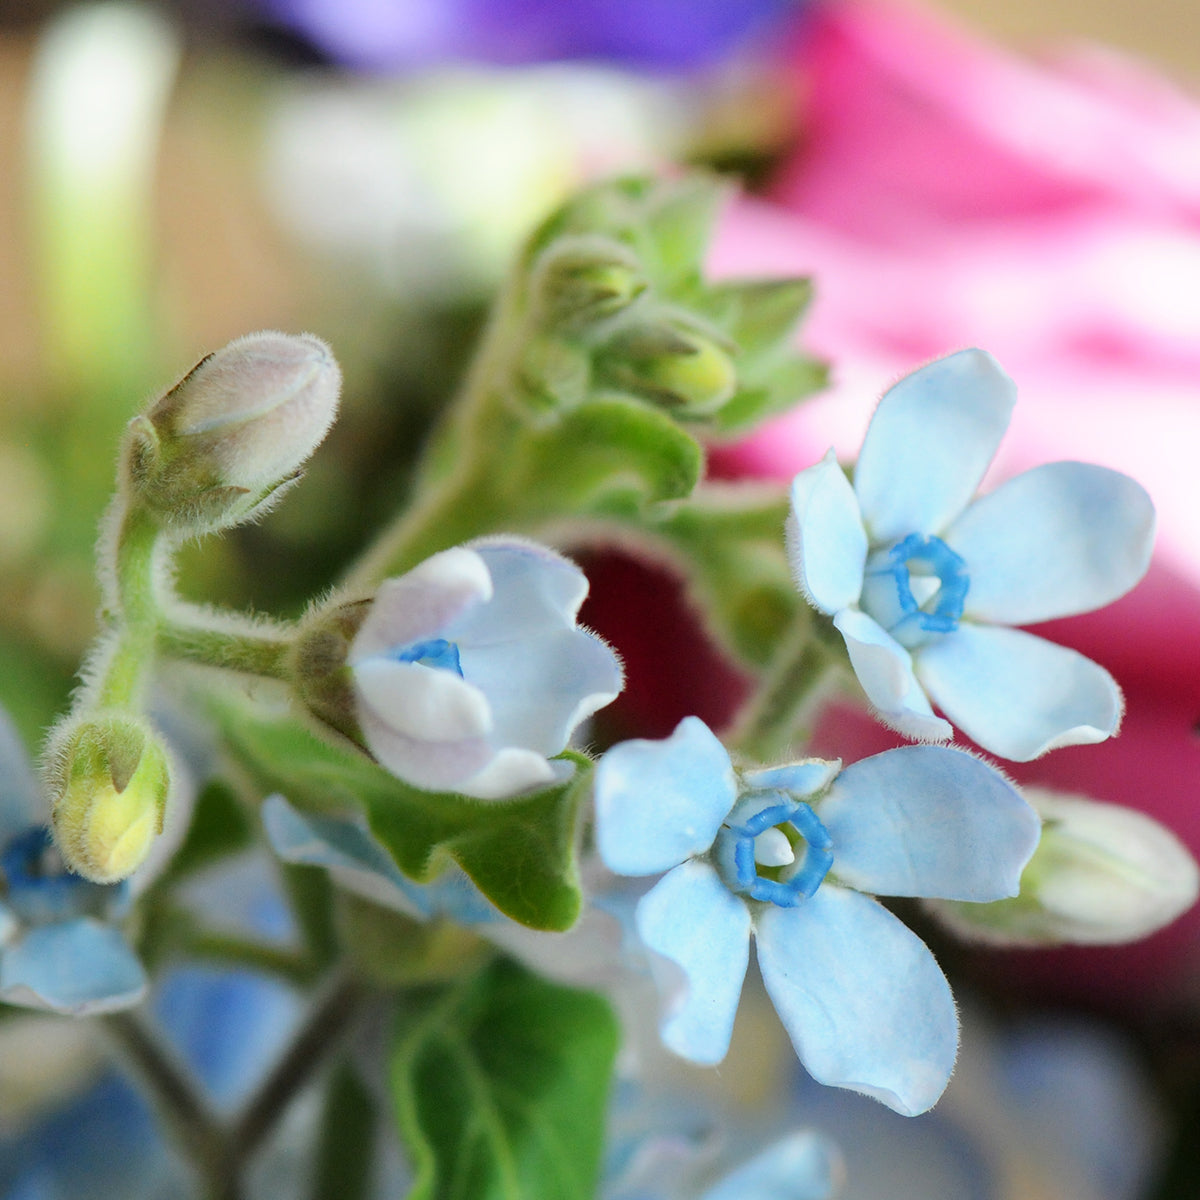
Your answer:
707;0;1200;1001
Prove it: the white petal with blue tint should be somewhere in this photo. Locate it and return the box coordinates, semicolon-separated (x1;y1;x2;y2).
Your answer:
946;462;1155;625
636;860;751;1065
461;539;590;637
0;919;146;1016
458;627;620;754
742;760;841;797
595;717;736;876
458;747;565;800
918;623;1123;761
354;658;491;742
350;546;492;660
820;746;1040;900
756;886;958;1116
787;450;867;615
833;610;952;741
701;1131;842;1200
854;349;1016;543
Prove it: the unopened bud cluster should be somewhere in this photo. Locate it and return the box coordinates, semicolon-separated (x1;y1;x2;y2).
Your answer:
124;331;341;534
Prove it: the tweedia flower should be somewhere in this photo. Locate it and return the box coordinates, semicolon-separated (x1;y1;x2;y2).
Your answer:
593;716;1040;1115
787;349;1155;760
349;538;622;799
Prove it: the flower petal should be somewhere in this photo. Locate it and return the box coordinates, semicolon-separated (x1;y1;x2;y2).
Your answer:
702;1131;842;1200
820;746;1040;900
459;628;621;754
461;539;591;634
917;623;1123;760
853;349;1016;543
261;794;496;922
756;886;957;1115
946;462;1155;624
833;609;952;741
457;748;566;800
350;546;492;661
353;713;493;792
742;760;842;797
595;717;736;876
636;860;751;1065
0;919;146;1016
354;658;491;741
787;449;867;614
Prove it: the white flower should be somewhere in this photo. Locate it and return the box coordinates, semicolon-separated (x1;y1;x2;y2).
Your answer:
349;538;622;799
788;349;1155;760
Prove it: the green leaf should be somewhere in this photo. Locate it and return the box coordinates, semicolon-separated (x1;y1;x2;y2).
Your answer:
649;483;803;668
392;959;619;1200
712;353;829;437
214;701;588;931
508;395;703;517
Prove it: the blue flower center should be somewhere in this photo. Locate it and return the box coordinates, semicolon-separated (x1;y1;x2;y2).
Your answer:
396;638;463;675
714;793;833;908
0;827;121;924
859;533;969;649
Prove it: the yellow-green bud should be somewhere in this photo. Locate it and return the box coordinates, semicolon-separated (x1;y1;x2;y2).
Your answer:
530;236;646;330
930;789;1199;946
602;320;737;416
49;716;170;883
125;331;341;532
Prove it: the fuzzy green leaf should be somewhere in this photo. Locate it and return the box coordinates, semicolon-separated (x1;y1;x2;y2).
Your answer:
392;959;619;1200
215;702;587;931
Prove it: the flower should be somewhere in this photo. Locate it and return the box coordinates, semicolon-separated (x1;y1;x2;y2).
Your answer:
260;0;799;72
344;537;622;799
593;715;1040;1115
786;349;1154;761
0;710;145;1016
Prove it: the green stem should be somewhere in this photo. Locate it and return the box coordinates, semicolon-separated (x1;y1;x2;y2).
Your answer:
157;611;294;681
230;970;370;1162
727;614;841;763
92;501;166;709
103;1010;240;1198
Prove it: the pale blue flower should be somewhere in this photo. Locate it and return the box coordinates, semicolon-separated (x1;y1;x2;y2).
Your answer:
0;712;145;1016
593;716;1041;1116
350;537;622;799
261;792;498;924
787;349;1155;760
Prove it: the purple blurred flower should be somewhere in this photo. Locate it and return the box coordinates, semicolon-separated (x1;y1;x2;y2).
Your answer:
264;0;800;72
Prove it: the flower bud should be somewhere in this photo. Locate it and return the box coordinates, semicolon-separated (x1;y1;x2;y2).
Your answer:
600;320;737;417
49;716;171;884
530;236;647;330
929;788;1199;946
124;331;341;532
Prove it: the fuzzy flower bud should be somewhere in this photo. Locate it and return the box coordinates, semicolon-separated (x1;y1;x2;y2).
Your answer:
49;715;171;884
600;320;737;416
124;331;341;532
530;236;647;330
929;789;1199;946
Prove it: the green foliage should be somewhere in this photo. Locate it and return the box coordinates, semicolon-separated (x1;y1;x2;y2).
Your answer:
215;701;588;931
391;959;619;1200
649;483;804;669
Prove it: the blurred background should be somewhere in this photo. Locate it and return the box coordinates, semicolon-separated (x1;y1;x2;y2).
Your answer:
2;1;1200;1197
